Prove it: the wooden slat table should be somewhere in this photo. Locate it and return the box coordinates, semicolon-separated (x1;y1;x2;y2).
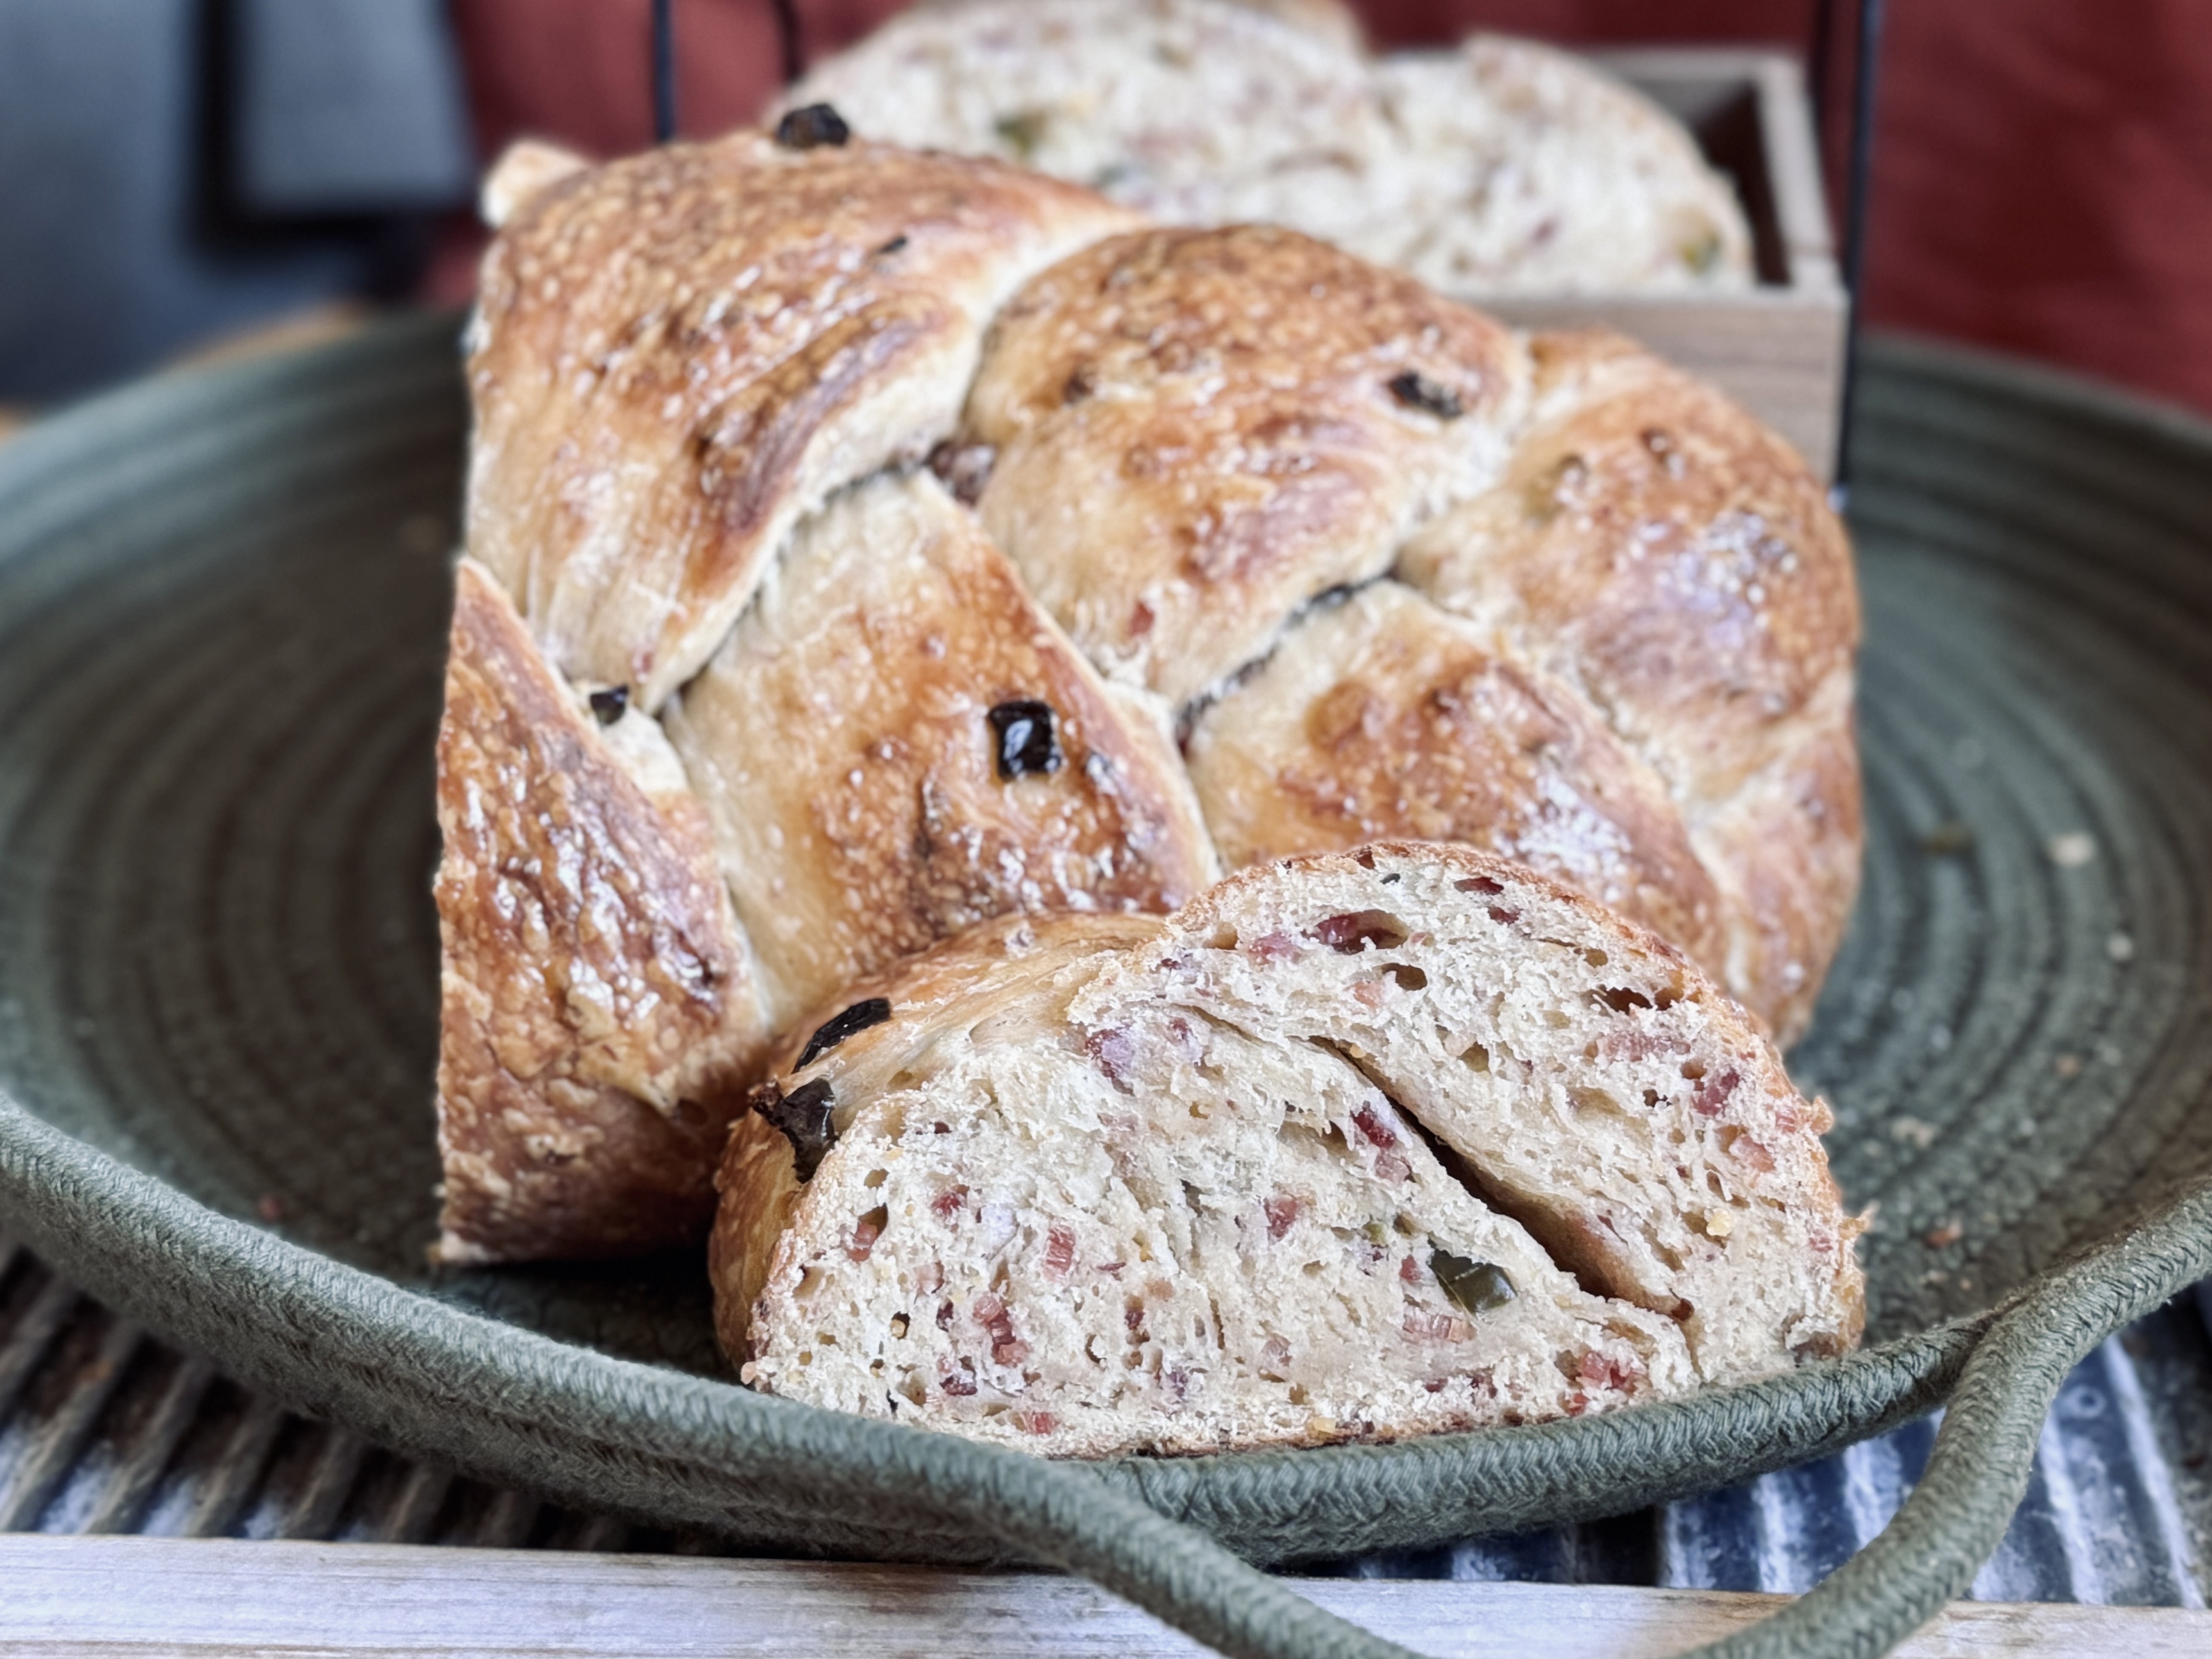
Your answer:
5;1534;2207;1658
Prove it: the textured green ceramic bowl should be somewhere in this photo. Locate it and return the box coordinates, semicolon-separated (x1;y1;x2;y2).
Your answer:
1;314;2209;1658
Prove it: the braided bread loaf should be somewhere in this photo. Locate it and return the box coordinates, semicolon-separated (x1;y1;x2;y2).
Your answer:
431;124;1857;1264
717;844;1862;1455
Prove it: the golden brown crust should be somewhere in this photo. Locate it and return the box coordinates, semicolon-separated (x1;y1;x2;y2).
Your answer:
964;225;1529;705
466;133;1139;711
1396;330;1862;1038
1186;584;1725;970
665;473;1215;1029
1398;329;1859;797
1690;709;1866;1044
432;561;769;1262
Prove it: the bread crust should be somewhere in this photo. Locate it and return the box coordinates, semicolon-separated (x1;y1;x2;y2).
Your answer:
1397;331;1861;1039
1186;582;1725;971
965;224;1528;705
664;472;1217;1029
442;137;1855;1263
465;134;1138;711
432;562;769;1262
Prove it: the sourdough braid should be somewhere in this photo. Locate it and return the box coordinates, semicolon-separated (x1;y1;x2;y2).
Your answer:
433;126;1857;1262
721;845;1862;1455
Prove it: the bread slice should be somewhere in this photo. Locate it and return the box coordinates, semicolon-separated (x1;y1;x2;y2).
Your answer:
433;561;769;1262
662;470;1218;1031
464;132;1137;713
776;5;1752;298
774;0;1405;258
1375;37;1753;294
715;844;1860;1455
963;224;1529;706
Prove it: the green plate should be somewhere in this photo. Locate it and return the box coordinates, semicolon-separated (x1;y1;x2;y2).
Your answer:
2;313;2209;1658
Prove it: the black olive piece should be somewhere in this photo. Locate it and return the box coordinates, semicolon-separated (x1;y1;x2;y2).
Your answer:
752;1077;838;1180
588;685;629;725
988;699;1062;780
1387;371;1464;421
875;234;909;256
775;104;851;150
796;996;892;1069
1430;1250;1516;1316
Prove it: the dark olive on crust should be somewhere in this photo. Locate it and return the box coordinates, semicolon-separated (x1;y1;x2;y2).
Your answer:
1386;370;1463;420
1431;1250;1516;1315
927;439;996;505
587;685;629;725
775;104;852;149
988;699;1063;780
752;1077;839;1179
796;996;893;1069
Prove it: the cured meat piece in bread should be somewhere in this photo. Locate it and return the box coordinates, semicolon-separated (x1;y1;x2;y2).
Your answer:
465;134;1138;711
664;471;1218;1029
1184;582;1725;972
715;844;1860;1455
1398;331;1860;1039
963;225;1529;706
433;562;770;1262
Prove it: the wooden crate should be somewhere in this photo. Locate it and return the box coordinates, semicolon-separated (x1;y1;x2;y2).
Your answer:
1476;48;1847;480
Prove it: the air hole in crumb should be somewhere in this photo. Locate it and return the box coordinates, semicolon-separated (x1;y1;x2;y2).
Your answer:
1643;1088;1662;1108
1354;848;1377;869
1384;963;1427;991
1585;949;1608;967
1543;1008;1571;1028
890;1313;909;1339
1311;910;1407;953
1570;1086;1624;1116
1681;1060;1707;1082
1206;924;1239;950
1459;1042;1490;1073
1595;986;1654;1014
1454;876;1505;895
899;1374;926;1406
795;1267;825;1299
864;1168;888;1189
799;1350;814;1366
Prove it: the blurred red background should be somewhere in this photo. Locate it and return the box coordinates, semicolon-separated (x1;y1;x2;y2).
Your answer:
443;0;2212;417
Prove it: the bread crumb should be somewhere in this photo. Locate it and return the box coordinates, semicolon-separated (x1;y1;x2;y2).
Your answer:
2046;832;2096;868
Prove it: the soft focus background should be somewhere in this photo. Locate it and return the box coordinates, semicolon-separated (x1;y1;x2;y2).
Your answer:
3;0;2210;418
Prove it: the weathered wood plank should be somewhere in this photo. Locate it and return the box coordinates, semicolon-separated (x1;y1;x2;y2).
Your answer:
1;1534;2204;1658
